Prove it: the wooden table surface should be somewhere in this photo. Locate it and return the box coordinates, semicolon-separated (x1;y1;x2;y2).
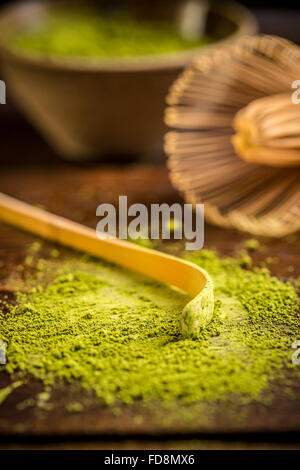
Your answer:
0;105;299;449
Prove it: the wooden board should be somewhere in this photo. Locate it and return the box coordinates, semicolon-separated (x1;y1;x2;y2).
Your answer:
0;109;299;448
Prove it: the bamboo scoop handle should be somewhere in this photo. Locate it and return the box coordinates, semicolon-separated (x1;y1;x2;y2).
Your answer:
0;192;214;338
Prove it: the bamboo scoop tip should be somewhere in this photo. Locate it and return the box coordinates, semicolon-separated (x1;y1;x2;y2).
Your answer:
181;272;214;339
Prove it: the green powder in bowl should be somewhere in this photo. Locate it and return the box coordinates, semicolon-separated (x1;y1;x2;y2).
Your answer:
9;11;211;59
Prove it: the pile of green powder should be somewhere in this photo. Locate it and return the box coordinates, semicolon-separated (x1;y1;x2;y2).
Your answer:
10;11;210;58
0;246;299;407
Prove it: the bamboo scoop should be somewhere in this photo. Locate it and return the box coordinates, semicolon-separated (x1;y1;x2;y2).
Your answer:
0;192;214;339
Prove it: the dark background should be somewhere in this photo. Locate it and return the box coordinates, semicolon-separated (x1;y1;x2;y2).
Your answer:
0;1;299;9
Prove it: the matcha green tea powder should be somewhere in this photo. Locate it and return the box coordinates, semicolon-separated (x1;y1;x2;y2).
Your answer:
10;11;211;58
1;248;299;407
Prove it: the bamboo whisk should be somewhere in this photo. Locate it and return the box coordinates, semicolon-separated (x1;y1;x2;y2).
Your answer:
165;35;300;237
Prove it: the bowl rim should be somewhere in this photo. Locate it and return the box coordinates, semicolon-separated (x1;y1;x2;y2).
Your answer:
0;0;258;72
